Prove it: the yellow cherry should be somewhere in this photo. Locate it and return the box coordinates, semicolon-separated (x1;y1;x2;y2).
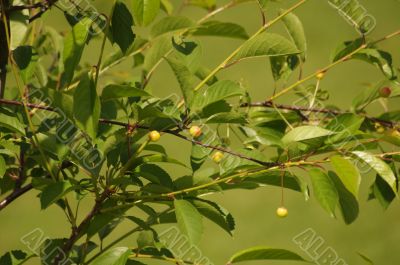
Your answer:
189;126;202;138
212;151;224;163
148;130;161;142
390;129;400;138
374;123;385;134
376;127;385;134
316;71;325;80
276;207;288;218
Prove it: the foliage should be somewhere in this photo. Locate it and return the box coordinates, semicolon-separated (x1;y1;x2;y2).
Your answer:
0;0;399;264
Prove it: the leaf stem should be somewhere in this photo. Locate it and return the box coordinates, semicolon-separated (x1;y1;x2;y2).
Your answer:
268;43;367;101
94;13;111;89
83;207;173;264
191;0;309;93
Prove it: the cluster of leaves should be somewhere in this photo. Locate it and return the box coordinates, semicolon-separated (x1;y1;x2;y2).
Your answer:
0;0;399;264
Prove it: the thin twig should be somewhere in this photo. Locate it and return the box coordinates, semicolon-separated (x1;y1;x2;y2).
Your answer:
0;161;73;213
240;101;398;128
53;189;112;265
0;0;10;99
83;207;173;264
0;184;33;211
0;98;396;169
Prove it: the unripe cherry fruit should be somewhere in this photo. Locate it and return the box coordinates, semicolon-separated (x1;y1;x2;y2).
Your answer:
376;127;385;134
390;129;400;138
374;122;385;134
189;126;202;138
148;130;161;142
316;71;325;80
276;207;288;218
379;87;391;98
212;151;224;163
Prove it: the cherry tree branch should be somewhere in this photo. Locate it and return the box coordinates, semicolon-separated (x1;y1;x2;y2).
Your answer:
0;183;33;211
0;98;396;169
241;101;399;128
6;0;59;22
0;0;10;99
0;99;278;166
0;161;73;213
53;189;112;265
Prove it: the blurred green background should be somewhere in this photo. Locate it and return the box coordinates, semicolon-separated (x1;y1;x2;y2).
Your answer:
1;0;400;264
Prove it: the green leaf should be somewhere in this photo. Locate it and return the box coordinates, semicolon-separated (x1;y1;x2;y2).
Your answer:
160;0;174;15
61;17;91;87
174;199;203;244
228;247;307;263
187;0;216;10
0;155;5;178
353;49;396;80
112;1;136;54
40;181;73;209
73;74;101;139
194;65;218;86
87;213;122;239
328;171;359;224
244;170;306;194
143;35;172;71
352;151;397;193
101;84;150;101
352;80;399;111
0;113;25;135
332;39;395;79
12;46;38;84
9;3;29;49
232;33;299;62
124;154;187;172
331;38;363;62
330;156;361;199
280;11;306;61
0;250;29;265
282;126;334;145
40;239;65;265
193;21;249;39
191;80;244;112
206;112;247;124
325;113;365;144
150;16;194;38
41;87;74;120
135;164;174;188
165;56;195;106
257;0;269;9
309;168;338;217
190;143;211;172
137;231;155;249
191;199;235;236
36;133;69;159
102;37;147;70
132;0;160;26
90;247;131;265
370;174;396;210
270;55;299;81
98;219;122;240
